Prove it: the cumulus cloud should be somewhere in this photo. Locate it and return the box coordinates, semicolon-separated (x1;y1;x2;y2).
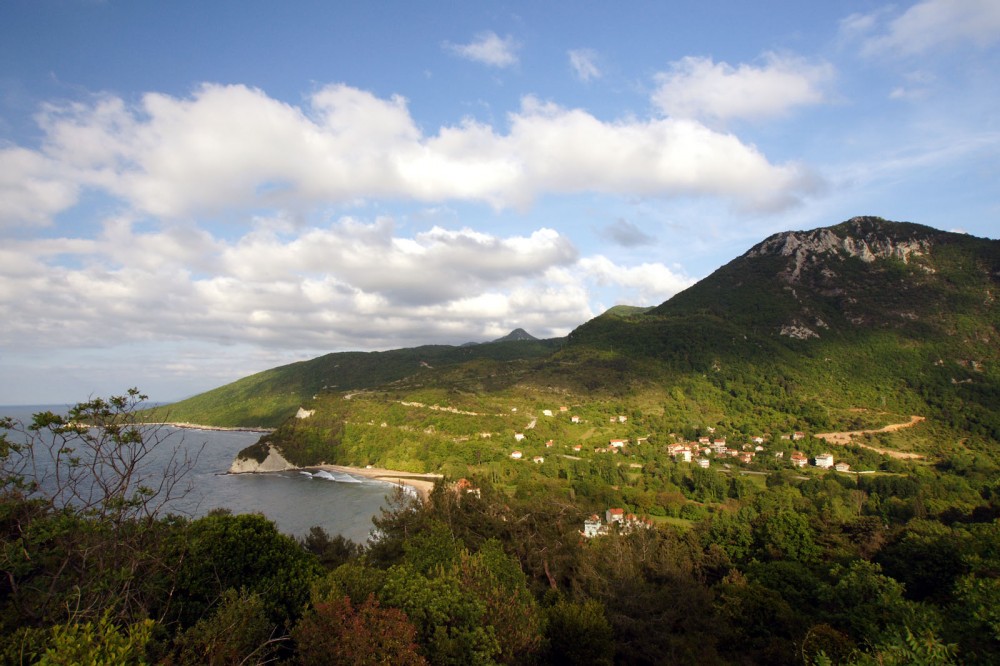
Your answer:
0;217;591;353
568;49;601;81
0;82;819;224
0;148;80;227
853;0;1000;56
0;211;702;362
444;31;519;67
652;53;833;123
578;256;696;305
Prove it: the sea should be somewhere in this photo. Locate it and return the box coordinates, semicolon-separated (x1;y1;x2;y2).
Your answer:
0;405;396;545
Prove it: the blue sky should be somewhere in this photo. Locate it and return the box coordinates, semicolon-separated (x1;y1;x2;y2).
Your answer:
1;0;998;404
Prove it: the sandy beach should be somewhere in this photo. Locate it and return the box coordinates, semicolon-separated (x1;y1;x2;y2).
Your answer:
314;464;443;501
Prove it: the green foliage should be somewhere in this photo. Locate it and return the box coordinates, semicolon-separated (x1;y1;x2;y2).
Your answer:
543;598;614;666
171;512;322;630
299;526;363;570
172;588;278;666
379;564;500;665
39;612;154;666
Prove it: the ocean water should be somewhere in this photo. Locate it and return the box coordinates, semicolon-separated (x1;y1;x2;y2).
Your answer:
0;406;396;544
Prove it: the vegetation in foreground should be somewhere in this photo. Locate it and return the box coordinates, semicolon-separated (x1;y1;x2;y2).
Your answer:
1;390;999;665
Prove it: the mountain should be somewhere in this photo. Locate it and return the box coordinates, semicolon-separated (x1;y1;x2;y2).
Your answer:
147;335;563;428
492;328;539;343
159;216;998;471
564;215;999;438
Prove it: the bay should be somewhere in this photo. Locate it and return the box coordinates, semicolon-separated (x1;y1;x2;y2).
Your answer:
1;405;395;545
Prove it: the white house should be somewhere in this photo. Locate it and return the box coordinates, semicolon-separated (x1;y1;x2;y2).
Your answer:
542;409;553;417
532;456;544;464
582;515;604;538
834;462;851;472
697;458;710;469
510;451;523;460
815;453;835;469
514;433;525;441
609;439;627;448
606;508;625;524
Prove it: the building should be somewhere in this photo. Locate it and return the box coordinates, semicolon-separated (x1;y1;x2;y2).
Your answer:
606;508;625;524
790;451;808;467
582;515;604;538
815;453;835;469
609;439;627;448
532;456;544;464
510;451;523;460
697;458;710;468
834;462;851;472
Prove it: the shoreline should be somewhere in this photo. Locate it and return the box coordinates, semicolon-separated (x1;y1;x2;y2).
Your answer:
151;422;275;434
312;464;442;502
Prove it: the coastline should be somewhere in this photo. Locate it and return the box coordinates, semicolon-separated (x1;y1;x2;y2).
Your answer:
152;422;275;434
313;464;442;502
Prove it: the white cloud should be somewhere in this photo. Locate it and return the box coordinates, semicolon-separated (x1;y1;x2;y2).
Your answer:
568;49;601;82
0;147;80;227
0;217;590;355
652;53;833;123
444;31;519;67
578;255;696;305
856;0;1000;56
0;82;819;223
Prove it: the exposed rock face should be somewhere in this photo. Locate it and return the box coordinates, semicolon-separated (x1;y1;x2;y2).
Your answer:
295;407;316;419
228;445;295;474
747;216;932;284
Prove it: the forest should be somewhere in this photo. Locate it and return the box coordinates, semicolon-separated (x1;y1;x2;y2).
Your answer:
1;390;998;665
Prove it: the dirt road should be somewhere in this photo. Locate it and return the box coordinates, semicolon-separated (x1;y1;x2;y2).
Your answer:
815;416;925;459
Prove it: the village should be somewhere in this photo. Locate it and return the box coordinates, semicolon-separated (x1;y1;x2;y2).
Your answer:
499;404;859;538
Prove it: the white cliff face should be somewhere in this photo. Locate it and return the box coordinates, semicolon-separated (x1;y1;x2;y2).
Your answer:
229;445;295;474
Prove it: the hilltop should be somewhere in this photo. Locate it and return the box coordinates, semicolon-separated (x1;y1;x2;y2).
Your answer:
221;216;998;474
147;332;562;428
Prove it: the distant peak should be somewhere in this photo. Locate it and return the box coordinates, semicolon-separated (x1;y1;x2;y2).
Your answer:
492;328;537;343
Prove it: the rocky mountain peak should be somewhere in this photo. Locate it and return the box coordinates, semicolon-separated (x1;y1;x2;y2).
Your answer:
746;216;934;284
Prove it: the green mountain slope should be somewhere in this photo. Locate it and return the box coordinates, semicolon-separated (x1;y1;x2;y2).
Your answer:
147;336;563;428
567;216;1000;436
240;217;998;472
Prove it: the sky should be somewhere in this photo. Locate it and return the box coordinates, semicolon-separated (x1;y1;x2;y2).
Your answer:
1;0;998;405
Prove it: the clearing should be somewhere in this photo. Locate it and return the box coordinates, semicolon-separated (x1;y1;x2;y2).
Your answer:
815;416;926;460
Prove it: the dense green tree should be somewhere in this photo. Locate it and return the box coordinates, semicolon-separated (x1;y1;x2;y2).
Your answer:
299;526;363;570
543;598;614;666
171;512;321;631
172;588;279;665
378;564;499;665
